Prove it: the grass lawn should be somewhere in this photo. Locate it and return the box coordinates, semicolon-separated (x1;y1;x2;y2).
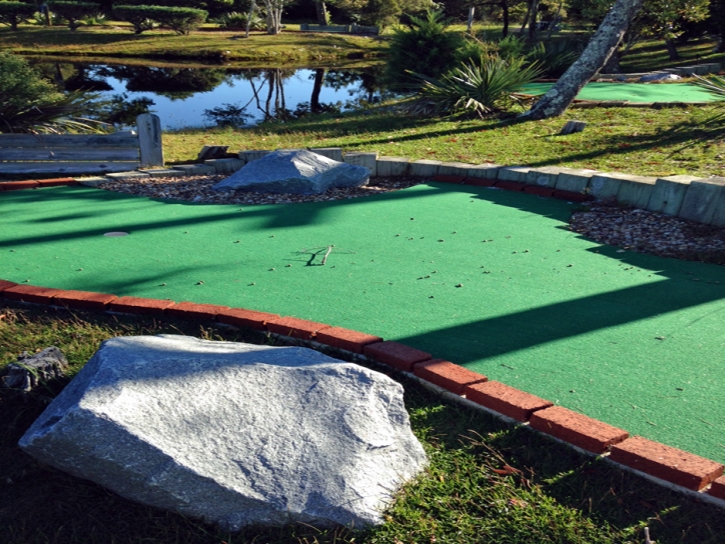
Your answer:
163;105;725;179
0;25;386;65
2;301;725;544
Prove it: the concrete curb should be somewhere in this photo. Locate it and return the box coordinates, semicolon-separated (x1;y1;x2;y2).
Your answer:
0;139;713;207
4;145;723;228
0;278;723;507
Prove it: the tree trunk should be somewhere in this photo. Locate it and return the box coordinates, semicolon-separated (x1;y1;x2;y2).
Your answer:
527;0;540;42
315;1;328;25
664;38;680;60
501;0;509;38
522;0;645;121
545;0;563;39
262;0;283;35
519;0;532;35
467;6;475;33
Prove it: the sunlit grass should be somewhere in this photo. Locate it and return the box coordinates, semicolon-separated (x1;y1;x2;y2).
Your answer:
0;25;387;64
164;105;725;178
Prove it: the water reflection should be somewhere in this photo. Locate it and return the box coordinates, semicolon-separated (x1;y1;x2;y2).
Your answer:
32;61;390;129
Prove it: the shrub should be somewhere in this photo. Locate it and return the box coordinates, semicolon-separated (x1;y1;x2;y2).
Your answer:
385;10;473;89
409;56;543;118
0;51;103;133
0;1;36;31
47;1;101;30
112;5;158;33
151;5;207;35
113;5;206;34
495;34;527;61
525;39;582;78
215;10;264;30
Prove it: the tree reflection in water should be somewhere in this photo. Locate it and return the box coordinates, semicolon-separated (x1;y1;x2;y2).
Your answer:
34;61;392;128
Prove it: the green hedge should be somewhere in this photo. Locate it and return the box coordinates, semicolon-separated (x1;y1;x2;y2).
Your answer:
112;4;207;34
47;1;101;30
0;2;37;31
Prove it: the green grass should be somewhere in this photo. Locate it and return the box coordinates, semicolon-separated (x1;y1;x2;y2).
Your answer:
621;37;725;73
2;300;725;544
0;25;387;65
163;105;725;178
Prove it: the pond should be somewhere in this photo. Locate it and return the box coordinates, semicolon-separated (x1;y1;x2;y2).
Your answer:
30;61;393;130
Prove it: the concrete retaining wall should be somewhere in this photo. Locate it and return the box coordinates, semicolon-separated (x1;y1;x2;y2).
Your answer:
16;145;722;231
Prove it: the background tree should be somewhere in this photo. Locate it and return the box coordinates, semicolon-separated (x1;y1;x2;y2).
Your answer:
0;1;36;31
333;0;433;27
523;0;645;120
259;0;287;33
709;0;725;52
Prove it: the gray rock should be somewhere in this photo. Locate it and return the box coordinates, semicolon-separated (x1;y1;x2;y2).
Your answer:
213;149;370;194
19;335;426;530
1;346;68;393
639;72;681;82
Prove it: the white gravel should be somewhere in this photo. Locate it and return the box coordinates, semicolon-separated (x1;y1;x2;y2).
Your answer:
98;175;725;266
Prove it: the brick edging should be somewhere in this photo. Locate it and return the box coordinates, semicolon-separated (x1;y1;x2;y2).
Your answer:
1;278;723;505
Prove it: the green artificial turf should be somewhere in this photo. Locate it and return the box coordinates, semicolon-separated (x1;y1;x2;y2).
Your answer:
2;185;724;465
523;82;721;103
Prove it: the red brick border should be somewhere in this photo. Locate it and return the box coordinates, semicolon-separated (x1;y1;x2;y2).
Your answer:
413;359;487;395
463;380;553;422
494;180;526;192
610;436;724;491
0;180;40;191
315;326;383;354
266;316;331;340
166;302;230;320
217;307;279;331
363;341;431;372
530;405;629;454
0;280;18;292
108;296;175;314
2;284;64;304
463;177;496;187
52;290;118;311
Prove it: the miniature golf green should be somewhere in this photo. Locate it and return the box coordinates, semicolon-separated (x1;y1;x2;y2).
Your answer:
2;184;724;464
523;82;720;102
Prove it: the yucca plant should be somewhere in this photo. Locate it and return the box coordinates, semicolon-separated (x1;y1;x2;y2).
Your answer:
409;56;543;118
693;73;725;125
0;93;108;134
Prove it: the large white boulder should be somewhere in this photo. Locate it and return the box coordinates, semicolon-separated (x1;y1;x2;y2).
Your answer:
212;149;370;194
19;335;426;530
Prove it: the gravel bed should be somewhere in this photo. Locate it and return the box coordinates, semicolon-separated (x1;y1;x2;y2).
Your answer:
100;174;422;205
570;203;725;265
98;175;725;266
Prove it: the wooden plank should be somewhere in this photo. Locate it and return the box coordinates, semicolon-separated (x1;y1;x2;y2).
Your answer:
0;133;138;149
0;162;140;175
0;148;140;161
